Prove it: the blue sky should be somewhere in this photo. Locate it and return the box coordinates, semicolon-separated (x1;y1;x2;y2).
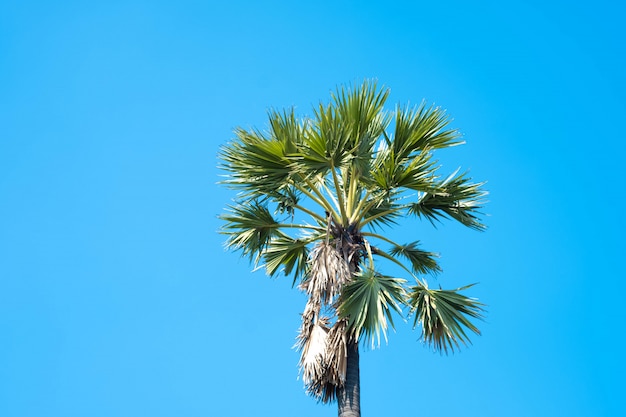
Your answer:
1;1;624;416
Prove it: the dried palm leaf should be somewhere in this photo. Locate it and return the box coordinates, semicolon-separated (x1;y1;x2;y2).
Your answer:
323;318;348;386
300;241;350;305
299;320;330;386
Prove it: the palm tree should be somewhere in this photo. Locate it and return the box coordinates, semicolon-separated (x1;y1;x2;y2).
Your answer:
219;80;486;417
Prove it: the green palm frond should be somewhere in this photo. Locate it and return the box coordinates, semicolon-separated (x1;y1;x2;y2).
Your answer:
331;81;391;171
389;242;441;275
408;282;484;354
392;102;463;160
267;107;306;153
306;102;352;170
390;150;437;191
265;186;300;217
299;81;392;178
370;139;437;192
332;81;389;142
262;232;312;284
339;270;406;347
220;201;281;263
408;170;487;230
219;128;294;196
359;192;402;229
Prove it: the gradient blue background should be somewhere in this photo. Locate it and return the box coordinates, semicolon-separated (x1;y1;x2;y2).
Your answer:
1;1;624;416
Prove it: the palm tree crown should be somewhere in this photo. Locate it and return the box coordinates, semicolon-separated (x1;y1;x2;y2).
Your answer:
219;80;486;409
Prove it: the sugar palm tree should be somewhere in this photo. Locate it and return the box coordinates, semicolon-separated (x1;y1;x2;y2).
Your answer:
219;80;486;417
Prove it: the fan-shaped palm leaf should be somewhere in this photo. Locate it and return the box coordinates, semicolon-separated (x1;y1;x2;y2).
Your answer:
408;170;487;230
370;139;437;192
262;233;311;283
219;129;293;196
389;241;441;275
392;102;463;160
220;201;281;262
339;270;406;347
408;282;484;353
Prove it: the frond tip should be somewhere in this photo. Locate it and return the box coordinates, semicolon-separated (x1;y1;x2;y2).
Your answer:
408;283;485;353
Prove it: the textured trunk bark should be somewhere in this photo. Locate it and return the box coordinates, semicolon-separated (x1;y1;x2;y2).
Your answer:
337;340;360;417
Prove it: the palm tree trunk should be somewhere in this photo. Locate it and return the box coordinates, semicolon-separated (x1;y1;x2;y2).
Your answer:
337;340;360;417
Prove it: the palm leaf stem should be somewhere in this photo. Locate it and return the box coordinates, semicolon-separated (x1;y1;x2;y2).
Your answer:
348;188;372;225
368;247;416;278
298;178;341;222
360;231;399;246
330;163;348;225
274;223;326;232
360;206;402;228
291;203;327;224
319;178;343;223
362;239;375;269
345;166;358;219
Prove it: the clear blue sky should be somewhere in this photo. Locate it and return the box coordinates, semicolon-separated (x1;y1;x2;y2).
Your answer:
1;1;624;416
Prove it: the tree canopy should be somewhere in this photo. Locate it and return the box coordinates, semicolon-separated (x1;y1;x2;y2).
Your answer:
219;80;486;407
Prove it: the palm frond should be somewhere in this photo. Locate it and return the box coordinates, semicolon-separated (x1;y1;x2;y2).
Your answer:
392;102;463;160
220;201;280;263
355;187;405;230
408;282;484;354
366;245;415;278
388;241;441;275
408;170;487;230
339;269;406;347
305;102;352;171
299;319;349;403
300;241;351;305
265;186;300;217
262;232;311;284
370;142;437;192
360;197;402;229
300;81;391;180
331;81;391;173
219;129;294;196
299;320;330;388
296;303;348;403
323;319;348;388
267;107;306;153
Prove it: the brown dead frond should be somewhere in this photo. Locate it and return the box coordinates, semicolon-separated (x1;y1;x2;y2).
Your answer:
323;318;348;386
299;320;329;386
296;241;355;403
299;241;350;305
